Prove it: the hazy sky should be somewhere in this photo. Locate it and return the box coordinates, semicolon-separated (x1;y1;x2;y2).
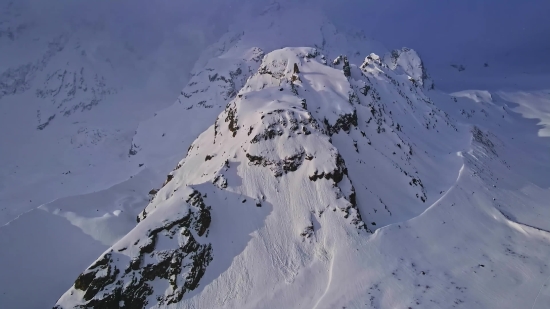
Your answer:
9;0;548;58
3;0;549;89
332;0;550;67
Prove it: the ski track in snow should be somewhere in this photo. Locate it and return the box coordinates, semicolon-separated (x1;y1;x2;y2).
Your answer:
312;247;335;309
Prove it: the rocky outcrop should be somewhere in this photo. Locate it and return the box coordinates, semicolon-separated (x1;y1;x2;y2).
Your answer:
57;189;213;308
246;150;306;178
323;110;358;136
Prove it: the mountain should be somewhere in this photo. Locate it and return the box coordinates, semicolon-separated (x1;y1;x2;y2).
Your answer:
0;1;220;306
0;0;223;226
1;2;549;309
53;9;550;308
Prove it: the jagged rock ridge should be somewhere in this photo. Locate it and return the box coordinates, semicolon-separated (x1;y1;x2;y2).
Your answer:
55;45;465;308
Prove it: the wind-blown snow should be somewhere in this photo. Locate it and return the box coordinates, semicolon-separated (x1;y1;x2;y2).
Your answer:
498;90;550;137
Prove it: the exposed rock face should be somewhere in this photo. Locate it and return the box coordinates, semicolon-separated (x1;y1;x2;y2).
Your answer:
324;110;358;136
56;188;213;308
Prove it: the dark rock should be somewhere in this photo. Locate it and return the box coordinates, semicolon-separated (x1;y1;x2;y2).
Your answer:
128;143;139;156
343;56;351;77
300;225;314;238
224;103;239;137
162;174;174;187
67;189;214;308
324;110;358;136
293;63;300;74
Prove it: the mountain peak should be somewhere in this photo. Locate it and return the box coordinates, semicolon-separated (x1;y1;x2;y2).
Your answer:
384;47;433;89
55;43;467;308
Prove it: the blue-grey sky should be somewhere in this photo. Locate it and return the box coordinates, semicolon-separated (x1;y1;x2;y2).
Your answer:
3;0;549;90
330;0;550;66
323;0;550;90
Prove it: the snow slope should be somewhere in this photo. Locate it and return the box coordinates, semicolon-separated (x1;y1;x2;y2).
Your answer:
54;16;550;307
0;2;222;307
0;0;223;226
1;2;549;309
0;168;156;308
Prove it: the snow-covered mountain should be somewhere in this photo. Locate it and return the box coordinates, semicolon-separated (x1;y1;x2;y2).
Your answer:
0;1;224;306
1;2;550;309
50;7;550;309
0;0;225;227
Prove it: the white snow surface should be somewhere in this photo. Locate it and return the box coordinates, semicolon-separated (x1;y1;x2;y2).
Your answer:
1;2;549;309
58;24;550;309
498;90;550;137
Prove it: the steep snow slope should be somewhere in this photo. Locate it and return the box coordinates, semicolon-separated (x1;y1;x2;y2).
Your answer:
1;6;391;308
54;37;550;308
2;2;550;309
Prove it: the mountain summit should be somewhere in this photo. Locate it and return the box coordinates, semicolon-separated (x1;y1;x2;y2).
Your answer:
50;7;550;309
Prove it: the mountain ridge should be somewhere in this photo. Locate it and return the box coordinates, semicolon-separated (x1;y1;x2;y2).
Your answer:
1;3;549;309
55;44;487;308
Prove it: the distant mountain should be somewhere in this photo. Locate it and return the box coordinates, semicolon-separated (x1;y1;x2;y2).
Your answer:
0;0;214;226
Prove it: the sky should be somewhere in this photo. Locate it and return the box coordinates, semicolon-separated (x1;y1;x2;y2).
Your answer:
329;0;550;90
2;0;549;89
328;0;550;64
